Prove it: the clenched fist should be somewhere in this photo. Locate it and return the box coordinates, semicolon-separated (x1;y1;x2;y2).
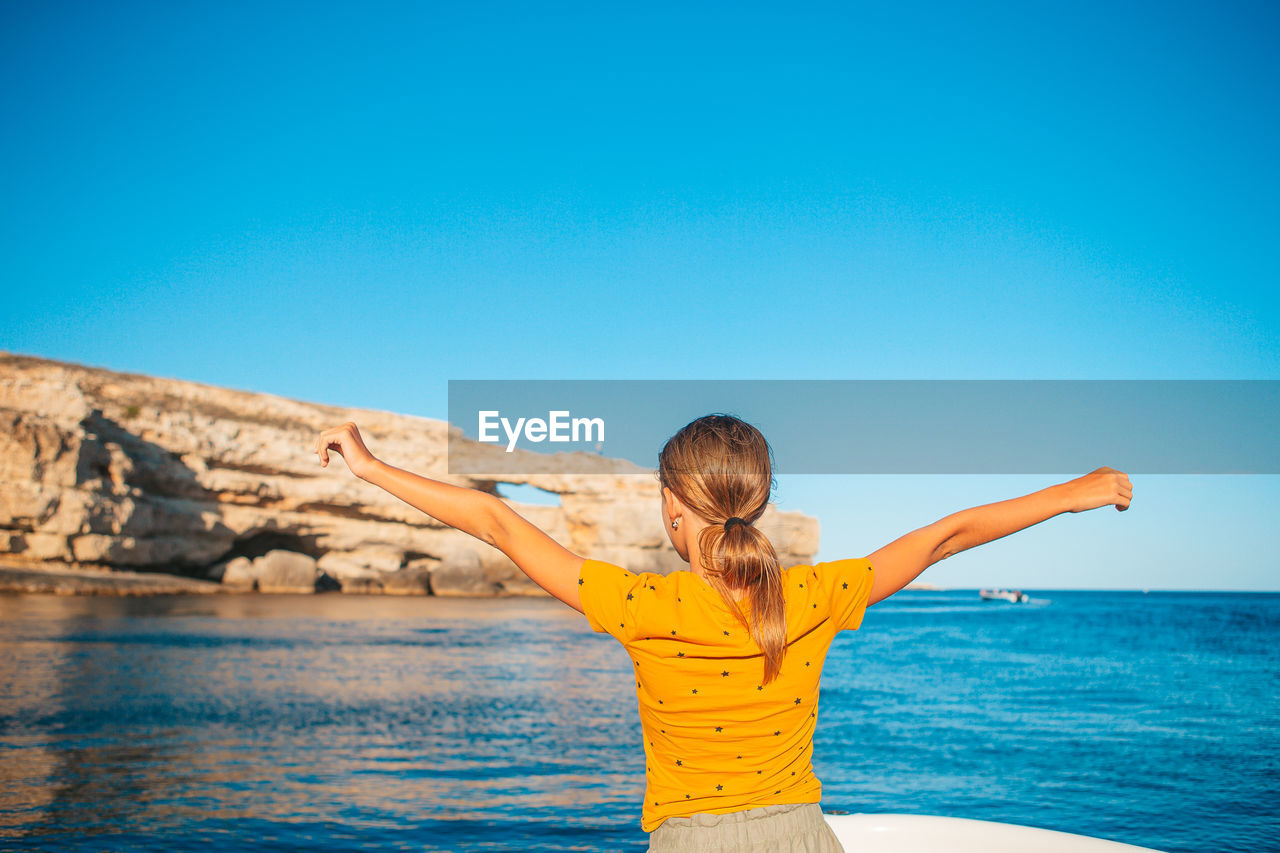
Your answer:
313;422;378;480
1062;467;1133;513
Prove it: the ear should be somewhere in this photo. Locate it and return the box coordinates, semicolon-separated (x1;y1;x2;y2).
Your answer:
662;486;681;520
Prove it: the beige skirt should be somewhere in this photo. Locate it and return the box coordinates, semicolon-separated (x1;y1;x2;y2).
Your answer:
646;802;845;853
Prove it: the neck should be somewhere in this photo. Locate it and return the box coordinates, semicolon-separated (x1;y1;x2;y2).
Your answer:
681;517;715;578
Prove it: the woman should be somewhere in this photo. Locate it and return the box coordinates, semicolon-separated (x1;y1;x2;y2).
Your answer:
313;413;1132;852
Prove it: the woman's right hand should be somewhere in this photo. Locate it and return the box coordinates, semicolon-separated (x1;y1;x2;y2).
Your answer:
1061;467;1133;512
313;422;379;480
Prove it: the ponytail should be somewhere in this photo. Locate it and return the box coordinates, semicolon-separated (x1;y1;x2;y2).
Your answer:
699;516;787;683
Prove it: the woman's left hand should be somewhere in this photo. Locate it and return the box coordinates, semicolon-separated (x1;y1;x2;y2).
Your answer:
313;422;379;479
1060;466;1133;513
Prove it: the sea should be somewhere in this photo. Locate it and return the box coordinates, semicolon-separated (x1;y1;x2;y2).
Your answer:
0;589;1275;852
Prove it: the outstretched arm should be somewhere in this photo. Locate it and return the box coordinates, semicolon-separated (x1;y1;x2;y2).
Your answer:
313;422;587;612
863;468;1133;606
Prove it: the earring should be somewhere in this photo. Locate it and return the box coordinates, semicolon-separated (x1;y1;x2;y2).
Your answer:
671;519;680;530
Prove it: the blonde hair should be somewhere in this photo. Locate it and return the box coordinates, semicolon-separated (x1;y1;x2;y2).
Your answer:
658;414;786;683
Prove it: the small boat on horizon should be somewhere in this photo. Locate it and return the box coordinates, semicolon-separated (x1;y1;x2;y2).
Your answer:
980;588;1028;603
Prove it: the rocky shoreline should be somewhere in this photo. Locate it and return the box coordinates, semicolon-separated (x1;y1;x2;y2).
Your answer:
0;559;222;595
1;352;820;596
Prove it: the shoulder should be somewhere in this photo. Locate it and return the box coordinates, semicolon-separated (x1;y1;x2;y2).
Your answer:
802;558;875;631
778;558;872;585
577;559;672;641
579;558;677;603
578;558;668;590
808;557;874;585
578;557;632;583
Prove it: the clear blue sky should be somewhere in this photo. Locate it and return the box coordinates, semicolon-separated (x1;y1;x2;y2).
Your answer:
2;1;1277;589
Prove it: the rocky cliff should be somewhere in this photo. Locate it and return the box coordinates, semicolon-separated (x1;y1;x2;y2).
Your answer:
0;352;820;595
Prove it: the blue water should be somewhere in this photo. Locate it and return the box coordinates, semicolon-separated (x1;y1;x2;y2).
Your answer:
0;590;1275;852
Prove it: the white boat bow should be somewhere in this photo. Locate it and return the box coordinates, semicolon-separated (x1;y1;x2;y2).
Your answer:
823;813;1164;852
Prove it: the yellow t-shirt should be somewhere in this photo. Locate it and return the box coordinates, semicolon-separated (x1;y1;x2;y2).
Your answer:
577;556;875;832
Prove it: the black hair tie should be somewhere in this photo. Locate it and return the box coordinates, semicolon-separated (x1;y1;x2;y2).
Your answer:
724;517;748;533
